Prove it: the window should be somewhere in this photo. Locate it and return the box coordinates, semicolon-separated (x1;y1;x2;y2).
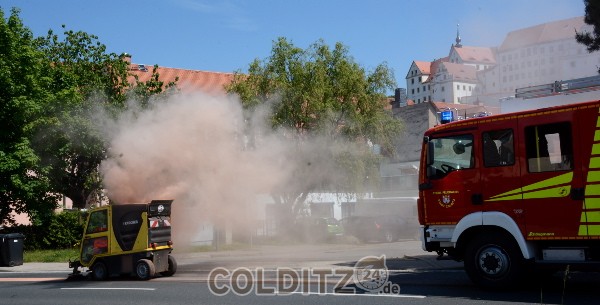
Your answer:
86;210;108;234
81;236;108;264
426;134;474;179
412;78;415;84
483;129;514;167
525;122;573;172
457;85;460;90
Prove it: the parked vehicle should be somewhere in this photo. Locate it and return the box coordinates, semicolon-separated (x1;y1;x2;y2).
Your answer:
343;215;407;243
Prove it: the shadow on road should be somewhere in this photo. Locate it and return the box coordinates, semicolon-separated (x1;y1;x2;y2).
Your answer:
335;256;600;305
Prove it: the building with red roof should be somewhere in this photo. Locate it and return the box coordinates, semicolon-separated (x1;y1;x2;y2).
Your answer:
125;56;235;95
472;16;597;105
403;16;596;107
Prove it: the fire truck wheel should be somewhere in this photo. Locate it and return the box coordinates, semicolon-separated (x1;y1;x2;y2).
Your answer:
464;232;524;289
136;259;156;280
160;255;177;277
91;261;108;281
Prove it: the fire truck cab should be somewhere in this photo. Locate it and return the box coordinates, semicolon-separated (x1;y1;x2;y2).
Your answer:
418;100;600;288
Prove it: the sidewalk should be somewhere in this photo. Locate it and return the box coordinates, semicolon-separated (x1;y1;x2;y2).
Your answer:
0;240;463;273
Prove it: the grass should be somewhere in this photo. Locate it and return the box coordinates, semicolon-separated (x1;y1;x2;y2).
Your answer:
23;248;79;263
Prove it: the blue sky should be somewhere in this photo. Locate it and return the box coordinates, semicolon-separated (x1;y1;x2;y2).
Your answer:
1;0;585;88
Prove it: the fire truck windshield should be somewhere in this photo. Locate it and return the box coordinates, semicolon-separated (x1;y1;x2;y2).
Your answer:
426;134;474;179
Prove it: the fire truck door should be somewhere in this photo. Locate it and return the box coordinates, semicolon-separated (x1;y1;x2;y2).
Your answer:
422;133;480;224
479;122;524;231
517;112;583;240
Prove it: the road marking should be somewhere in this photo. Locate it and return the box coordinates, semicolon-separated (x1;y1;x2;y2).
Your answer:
0;271;70;274
281;291;426;298
61;288;156;291
0;278;64;282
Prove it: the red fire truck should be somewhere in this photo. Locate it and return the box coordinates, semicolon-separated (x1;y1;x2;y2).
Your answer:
418;99;600;288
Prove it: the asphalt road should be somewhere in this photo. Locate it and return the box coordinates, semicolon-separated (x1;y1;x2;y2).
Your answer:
0;240;598;305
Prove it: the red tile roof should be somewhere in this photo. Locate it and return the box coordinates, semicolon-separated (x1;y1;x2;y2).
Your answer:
127;64;235;95
438;62;478;82
426;57;449;83
499;16;585;52
453;46;495;64
413;61;431;74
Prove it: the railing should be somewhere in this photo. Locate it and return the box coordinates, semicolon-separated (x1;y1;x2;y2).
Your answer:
515;75;600;99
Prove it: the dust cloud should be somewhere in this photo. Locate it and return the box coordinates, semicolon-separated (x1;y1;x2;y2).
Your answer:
98;92;320;247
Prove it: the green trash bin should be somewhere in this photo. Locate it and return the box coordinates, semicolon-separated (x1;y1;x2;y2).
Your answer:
0;233;24;267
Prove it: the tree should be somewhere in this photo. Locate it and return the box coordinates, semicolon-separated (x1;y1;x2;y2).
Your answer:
1;8;180;223
33;27;178;210
131;64;180;107
31;25;132;210
0;7;58;224
576;0;600;72
227;37;402;217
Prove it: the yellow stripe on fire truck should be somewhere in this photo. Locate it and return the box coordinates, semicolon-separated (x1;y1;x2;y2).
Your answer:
486;172;573;202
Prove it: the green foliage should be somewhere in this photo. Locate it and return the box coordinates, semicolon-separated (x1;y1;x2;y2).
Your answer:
576;0;600;73
576;0;600;52
43;210;84;249
227;37;402;214
0;7;58;224
3;210;84;250
32;24;132;210
131;64;180;107
0;7;179;223
228;37;400;148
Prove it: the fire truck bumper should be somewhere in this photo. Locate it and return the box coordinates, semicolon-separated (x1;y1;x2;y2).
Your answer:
422;225;456;252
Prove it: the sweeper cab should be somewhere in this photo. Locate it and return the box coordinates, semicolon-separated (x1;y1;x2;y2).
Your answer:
69;200;176;280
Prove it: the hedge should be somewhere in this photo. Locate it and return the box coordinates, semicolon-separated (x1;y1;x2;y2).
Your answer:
2;210;84;251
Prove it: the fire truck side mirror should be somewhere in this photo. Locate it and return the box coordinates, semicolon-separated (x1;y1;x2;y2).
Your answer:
426;140;434;166
426;165;437;179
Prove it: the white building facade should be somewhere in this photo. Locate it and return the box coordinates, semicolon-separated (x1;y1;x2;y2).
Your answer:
476;16;597;101
406;16;599;106
406;61;432;104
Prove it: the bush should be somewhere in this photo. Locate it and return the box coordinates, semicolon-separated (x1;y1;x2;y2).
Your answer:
2;210;84;250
